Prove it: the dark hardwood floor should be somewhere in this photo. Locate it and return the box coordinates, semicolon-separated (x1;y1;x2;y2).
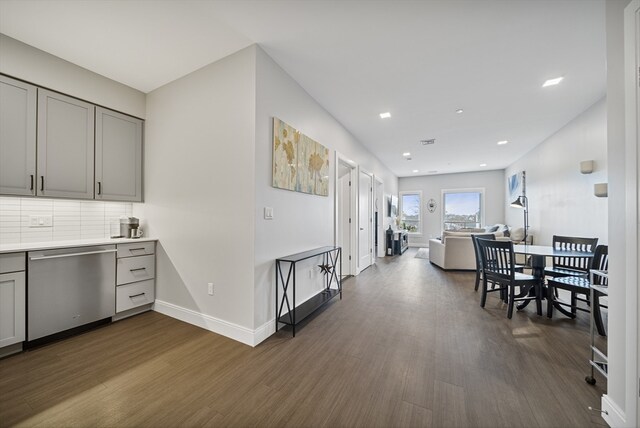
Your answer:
0;248;608;427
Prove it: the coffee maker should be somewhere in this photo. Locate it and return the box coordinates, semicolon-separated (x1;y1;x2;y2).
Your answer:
119;216;140;238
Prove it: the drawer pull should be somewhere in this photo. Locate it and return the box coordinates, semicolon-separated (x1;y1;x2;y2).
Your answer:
129;292;146;299
129;267;147;272
129;248;146;252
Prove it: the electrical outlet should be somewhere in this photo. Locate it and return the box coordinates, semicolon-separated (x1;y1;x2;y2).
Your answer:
207;283;214;296
29;215;53;228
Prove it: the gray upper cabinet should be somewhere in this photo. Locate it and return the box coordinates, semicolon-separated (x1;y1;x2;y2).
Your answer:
0;75;37;196
95;107;143;202
37;89;95;199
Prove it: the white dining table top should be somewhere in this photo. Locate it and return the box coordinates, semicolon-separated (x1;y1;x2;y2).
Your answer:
513;244;594;258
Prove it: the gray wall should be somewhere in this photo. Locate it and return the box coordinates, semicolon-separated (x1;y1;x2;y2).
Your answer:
505;98;607;246
398;170;505;247
135;46;257;330
0;34;145;118
253;46;398;333
605;0;633;423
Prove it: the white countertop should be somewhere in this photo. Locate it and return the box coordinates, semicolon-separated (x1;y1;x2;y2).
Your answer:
0;237;158;254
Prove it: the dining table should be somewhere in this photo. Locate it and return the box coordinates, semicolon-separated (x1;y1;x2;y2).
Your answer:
512;244;595;312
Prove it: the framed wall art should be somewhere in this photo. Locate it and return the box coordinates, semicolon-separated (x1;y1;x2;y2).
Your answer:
272;117;330;196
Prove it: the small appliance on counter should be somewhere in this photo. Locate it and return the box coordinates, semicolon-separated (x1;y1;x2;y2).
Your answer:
113;216;142;239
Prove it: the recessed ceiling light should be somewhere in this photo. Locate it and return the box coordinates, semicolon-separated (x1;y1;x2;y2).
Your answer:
542;77;563;87
379;112;391;119
479;163;487;167
497;140;509;145
402;152;411;157
412;170;419;173
455;109;464;114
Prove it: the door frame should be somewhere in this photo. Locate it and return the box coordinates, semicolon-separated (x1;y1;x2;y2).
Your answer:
624;1;640;425
357;167;374;274
374;176;385;259
334;152;357;276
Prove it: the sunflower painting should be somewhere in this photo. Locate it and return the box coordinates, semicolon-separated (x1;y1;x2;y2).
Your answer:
272;117;329;196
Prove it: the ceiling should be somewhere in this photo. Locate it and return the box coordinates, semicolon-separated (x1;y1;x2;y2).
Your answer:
0;0;606;177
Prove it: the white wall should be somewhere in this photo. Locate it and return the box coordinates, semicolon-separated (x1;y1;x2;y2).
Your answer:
253;46;398;333
605;0;634;425
0;34;145;118
135;46;256;334
505;98;607;246
398;170;505;247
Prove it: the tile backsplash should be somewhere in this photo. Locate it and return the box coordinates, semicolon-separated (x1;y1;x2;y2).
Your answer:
0;197;133;245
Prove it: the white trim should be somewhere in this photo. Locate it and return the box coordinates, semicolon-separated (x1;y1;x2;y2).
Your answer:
399;190;423;234
334;152;357;276
602;394;626;427
357;167;374;274
154;300;257;347
625;2;640;426
374;176;385;258
441;187;485;231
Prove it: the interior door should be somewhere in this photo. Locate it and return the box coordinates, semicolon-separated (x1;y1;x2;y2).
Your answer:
358;170;372;272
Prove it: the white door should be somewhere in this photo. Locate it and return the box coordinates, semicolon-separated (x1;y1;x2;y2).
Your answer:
358;170;372;272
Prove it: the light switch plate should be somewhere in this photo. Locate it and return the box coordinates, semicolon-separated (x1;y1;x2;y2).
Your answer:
29;215;53;227
264;207;274;220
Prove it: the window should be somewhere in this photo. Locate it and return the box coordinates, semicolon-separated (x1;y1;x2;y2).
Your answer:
400;191;421;233
442;189;484;231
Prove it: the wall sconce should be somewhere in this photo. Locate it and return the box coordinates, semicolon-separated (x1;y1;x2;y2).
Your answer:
580;160;594;174
594;183;608;197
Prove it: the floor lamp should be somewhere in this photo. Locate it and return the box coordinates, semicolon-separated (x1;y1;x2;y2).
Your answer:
510;195;529;243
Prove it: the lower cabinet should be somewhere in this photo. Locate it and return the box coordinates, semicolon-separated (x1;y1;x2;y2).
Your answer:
116;242;156;313
0;253;26;350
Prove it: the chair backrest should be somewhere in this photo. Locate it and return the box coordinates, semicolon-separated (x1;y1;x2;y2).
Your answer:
477;238;515;282
471;233;496;271
590;245;609;286
551;235;599;273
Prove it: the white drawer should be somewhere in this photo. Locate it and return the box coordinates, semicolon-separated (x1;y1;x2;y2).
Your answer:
0;253;25;274
116;279;155;313
117;242;155;258
117;255;155;285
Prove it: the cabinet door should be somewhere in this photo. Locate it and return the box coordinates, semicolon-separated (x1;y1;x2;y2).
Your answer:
37;89;95;199
0;272;26;348
95;107;143;201
0;75;37;196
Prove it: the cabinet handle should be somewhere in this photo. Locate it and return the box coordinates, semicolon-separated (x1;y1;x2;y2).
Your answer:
40;176;44;192
129;292;146;299
30;175;34;191
129;248;146;252
129;267;147;272
97;181;102;195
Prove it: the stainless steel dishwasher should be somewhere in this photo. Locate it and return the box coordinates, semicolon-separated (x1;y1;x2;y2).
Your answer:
27;245;116;341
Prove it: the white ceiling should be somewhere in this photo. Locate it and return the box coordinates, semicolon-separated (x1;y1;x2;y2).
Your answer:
0;0;606;177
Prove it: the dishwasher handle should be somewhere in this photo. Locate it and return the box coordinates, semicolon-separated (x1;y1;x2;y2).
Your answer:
30;248;117;261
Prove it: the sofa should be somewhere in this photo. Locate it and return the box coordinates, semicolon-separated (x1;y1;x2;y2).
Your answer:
428;225;529;271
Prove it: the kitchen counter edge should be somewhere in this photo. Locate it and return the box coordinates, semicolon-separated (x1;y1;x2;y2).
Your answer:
0;237;158;254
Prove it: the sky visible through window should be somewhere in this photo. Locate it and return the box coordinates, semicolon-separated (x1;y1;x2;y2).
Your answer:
445;192;480;215
402;194;420;218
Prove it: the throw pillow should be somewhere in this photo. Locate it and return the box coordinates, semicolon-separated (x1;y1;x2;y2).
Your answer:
510;227;525;242
487;225;499;232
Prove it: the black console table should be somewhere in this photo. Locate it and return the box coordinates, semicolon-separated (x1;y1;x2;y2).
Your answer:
276;246;342;337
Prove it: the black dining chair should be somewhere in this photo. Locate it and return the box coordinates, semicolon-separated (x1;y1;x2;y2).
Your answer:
472;234;524;301
546;245;608;335
477;238;542;319
544;235;599;279
472;233;497;292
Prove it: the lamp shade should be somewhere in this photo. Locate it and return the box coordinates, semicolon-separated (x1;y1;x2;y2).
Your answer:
510;196;525;209
580;160;594;174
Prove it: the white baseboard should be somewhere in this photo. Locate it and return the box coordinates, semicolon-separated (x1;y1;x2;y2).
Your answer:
601;394;626;427
154;300;274;347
